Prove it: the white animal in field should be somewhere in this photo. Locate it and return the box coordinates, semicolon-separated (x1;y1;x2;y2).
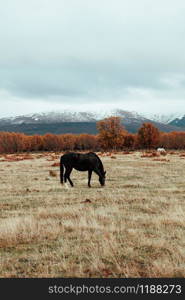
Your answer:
157;148;166;155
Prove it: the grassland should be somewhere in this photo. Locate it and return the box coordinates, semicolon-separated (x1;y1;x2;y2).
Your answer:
0;151;185;277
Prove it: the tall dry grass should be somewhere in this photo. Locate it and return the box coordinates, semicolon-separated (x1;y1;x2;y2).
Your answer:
0;151;184;277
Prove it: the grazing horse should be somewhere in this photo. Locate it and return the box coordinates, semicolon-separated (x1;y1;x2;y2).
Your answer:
60;152;106;187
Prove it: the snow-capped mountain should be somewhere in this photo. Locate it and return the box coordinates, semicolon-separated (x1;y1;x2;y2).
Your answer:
0;109;184;135
0;109;147;125
142;113;185;124
169;115;185;127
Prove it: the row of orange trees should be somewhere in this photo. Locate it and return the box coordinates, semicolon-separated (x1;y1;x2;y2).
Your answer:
0;133;98;153
97;117;185;150
0;117;185;153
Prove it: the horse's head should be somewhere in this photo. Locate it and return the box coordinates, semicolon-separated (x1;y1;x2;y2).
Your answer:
99;171;106;186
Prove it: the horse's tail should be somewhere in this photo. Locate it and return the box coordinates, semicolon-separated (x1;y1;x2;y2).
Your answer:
60;157;64;184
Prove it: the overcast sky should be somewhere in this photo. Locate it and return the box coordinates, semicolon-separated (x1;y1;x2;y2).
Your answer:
0;0;185;117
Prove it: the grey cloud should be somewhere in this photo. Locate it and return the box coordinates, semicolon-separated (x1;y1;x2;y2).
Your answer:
0;0;185;116
0;66;164;100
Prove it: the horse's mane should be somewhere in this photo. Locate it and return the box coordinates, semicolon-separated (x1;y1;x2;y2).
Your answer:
87;152;104;172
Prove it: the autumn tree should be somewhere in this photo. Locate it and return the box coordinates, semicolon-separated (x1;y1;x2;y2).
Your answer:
160;131;185;149
0;132;28;153
123;133;136;150
42;133;60;151
75;134;98;150
58;134;77;151
137;123;160;149
0;132;12;153
29;135;44;151
97;116;126;150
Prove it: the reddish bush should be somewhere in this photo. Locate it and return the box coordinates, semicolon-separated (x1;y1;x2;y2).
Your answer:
49;170;57;177
153;158;170;162
51;162;60;167
122;151;132;154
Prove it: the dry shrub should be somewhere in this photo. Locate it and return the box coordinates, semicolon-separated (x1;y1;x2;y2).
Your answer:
6;158;22;162
1;154;34;162
141;153;152;158
111;156;116;159
160;151;167;156
106;152;112;156
47;158;56;161
152;152;160;157
3;155;22;162
36;154;45;158
141;152;160;158
101;153;107;157
47;155;59;161
100;152;112;157
81;199;92;204
51;162;60;167
49;170;57;177
153;158;170;162
20;154;34;160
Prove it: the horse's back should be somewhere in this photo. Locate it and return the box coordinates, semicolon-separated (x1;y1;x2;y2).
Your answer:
75;152;99;171
60;152;78;164
61;152;97;161
60;152;102;171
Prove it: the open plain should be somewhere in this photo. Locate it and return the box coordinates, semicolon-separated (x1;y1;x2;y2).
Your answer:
0;151;185;277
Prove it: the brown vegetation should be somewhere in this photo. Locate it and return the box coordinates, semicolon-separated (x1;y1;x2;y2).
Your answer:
153;158;170;162
138;123;160;149
49;170;57;177
0;151;184;278
1;119;185;154
97;116;127;150
51;162;60;167
141;152;160;158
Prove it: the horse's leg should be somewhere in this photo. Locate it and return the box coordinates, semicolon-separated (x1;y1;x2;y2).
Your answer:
64;167;68;183
60;161;64;184
66;167;74;187
88;170;92;187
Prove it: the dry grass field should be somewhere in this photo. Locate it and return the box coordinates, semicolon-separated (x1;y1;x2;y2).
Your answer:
0;151;185;278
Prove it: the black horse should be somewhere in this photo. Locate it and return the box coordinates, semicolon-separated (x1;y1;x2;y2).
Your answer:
60;152;106;187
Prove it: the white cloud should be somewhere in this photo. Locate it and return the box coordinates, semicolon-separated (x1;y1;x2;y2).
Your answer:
160;73;185;88
1;85;185;118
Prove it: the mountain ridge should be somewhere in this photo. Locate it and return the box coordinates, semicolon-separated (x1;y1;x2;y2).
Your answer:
0;109;184;135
